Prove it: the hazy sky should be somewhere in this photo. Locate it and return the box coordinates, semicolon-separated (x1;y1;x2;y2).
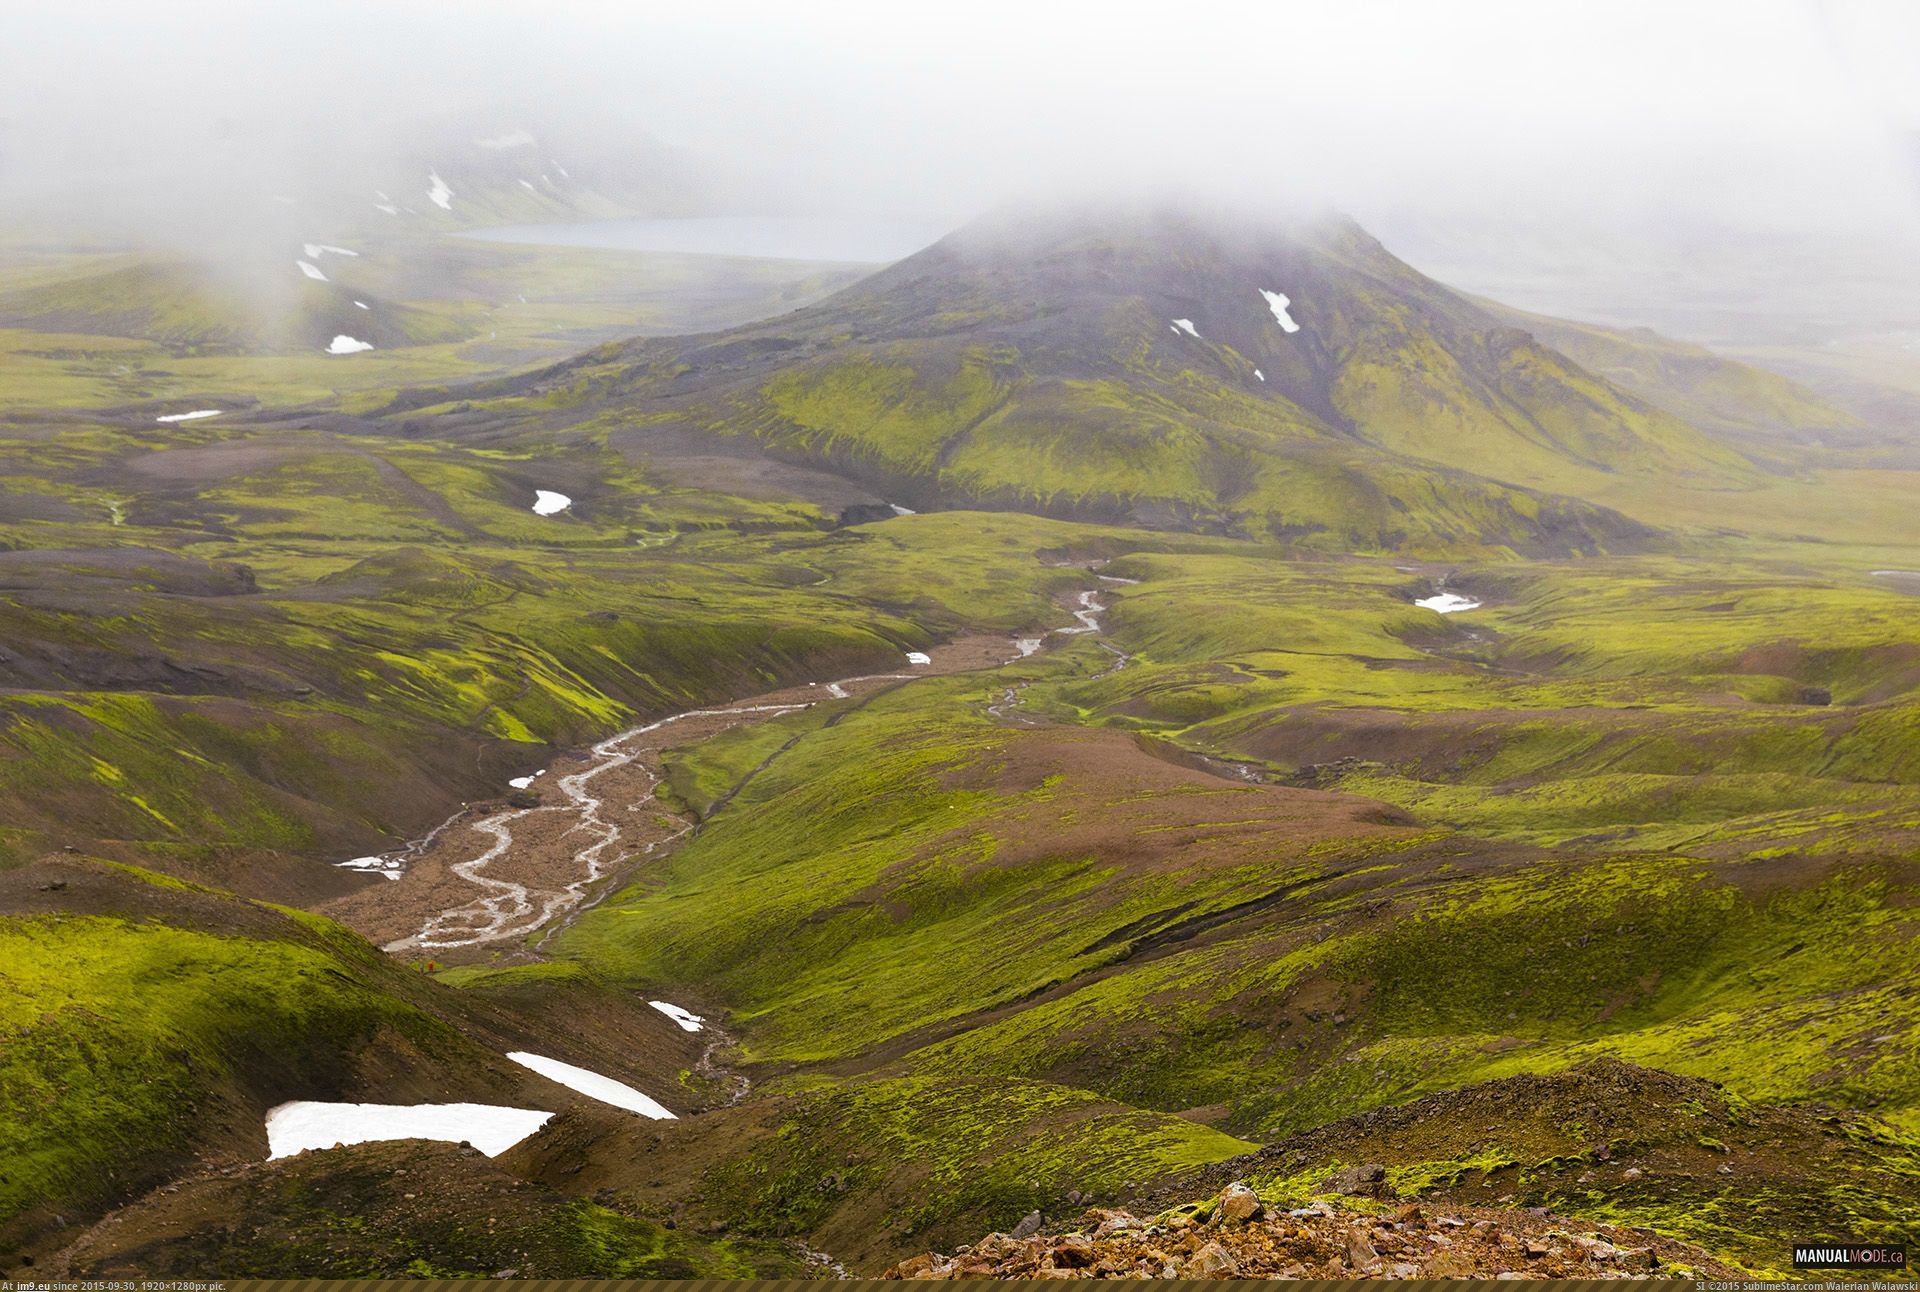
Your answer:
5;0;1917;237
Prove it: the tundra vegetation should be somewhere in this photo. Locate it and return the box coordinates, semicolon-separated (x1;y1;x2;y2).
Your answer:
1;207;1917;1278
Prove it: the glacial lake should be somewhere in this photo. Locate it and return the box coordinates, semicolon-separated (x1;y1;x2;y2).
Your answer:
459;215;947;264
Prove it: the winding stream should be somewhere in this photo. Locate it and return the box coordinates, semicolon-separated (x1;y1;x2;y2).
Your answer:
383;701;808;953
988;586;1132;721
355;580;1129;956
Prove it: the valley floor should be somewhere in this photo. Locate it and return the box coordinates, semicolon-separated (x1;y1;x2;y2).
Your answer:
2;225;1918;1281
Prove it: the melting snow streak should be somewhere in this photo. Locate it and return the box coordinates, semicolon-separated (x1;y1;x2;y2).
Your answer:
506;1052;676;1119
264;1101;551;1159
648;1001;705;1032
1415;593;1481;614
1260;289;1301;333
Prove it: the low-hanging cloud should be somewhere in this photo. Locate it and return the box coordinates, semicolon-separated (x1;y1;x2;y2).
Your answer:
3;0;1916;258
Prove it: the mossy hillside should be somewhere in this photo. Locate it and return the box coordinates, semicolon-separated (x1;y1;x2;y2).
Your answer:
1327;319;1748;496
0;250;485;354
757;346;1016;477
723;346;1652;555
1321;859;1919;1090
658;701;840;818
0;893;497;1251
555;675;1124;1060
153;1193;777;1280
549;644;1920;1265
94;431;819;549
935;378;1229;517
55;1139;795;1279
1087;551;1920;709
698;1075;1253;1263
1638;799;1920;863
0;609;880;861
901;850;1920;1141
0;471;1120;865
8;206;1920;1275
0;258;295;352
0;235;862;412
1050;552;1920;846
1482;299;1864;458
432;959;596;990
553;671;1441;1065
1328;768;1913;848
0;323;523;415
1292;219;1756;483
1584;467;1920;559
564;643;1914;1121
0;570;924;858
1466;564;1920;701
1205;1059;1920;1278
787;509;1138;628
0;690;397;854
412;209;1809;556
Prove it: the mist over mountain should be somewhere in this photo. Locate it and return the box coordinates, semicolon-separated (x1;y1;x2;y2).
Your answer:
404;202;1827;553
6;1;1917;281
6;2;1920;1283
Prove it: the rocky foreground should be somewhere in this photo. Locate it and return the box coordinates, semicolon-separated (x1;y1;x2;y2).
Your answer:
883;1181;1739;1280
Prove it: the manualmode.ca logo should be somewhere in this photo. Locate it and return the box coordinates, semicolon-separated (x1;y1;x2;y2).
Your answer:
1792;1243;1907;1269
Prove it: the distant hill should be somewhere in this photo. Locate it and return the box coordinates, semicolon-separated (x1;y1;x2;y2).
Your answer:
424;206;1823;555
344;115;715;230
1473;298;1864;464
0;108;722;358
0;256;468;354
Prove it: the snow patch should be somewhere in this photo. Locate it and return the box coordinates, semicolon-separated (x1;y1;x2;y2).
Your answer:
1015;637;1042;657
1260;289;1301;333
155;409;221;423
905;651;932;665
325;335;373;355
1415;592;1481;614
506;1052;676;1119
427;171;454;211
507;768;547;790
532;489;571;516
304;243;358;259
648;1001;705;1033
1170;318;1200;338
296;260;327;281
518;179;538;191
1254;368;1265;381
477;129;536;150
374;203;399;215
353;300;370;310
337;854;402;881
264;1100;551;1159
889;503;917;516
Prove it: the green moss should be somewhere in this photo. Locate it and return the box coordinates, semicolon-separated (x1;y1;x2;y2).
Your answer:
433;960;592;989
702;1075;1251;1245
0;913;470;1238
